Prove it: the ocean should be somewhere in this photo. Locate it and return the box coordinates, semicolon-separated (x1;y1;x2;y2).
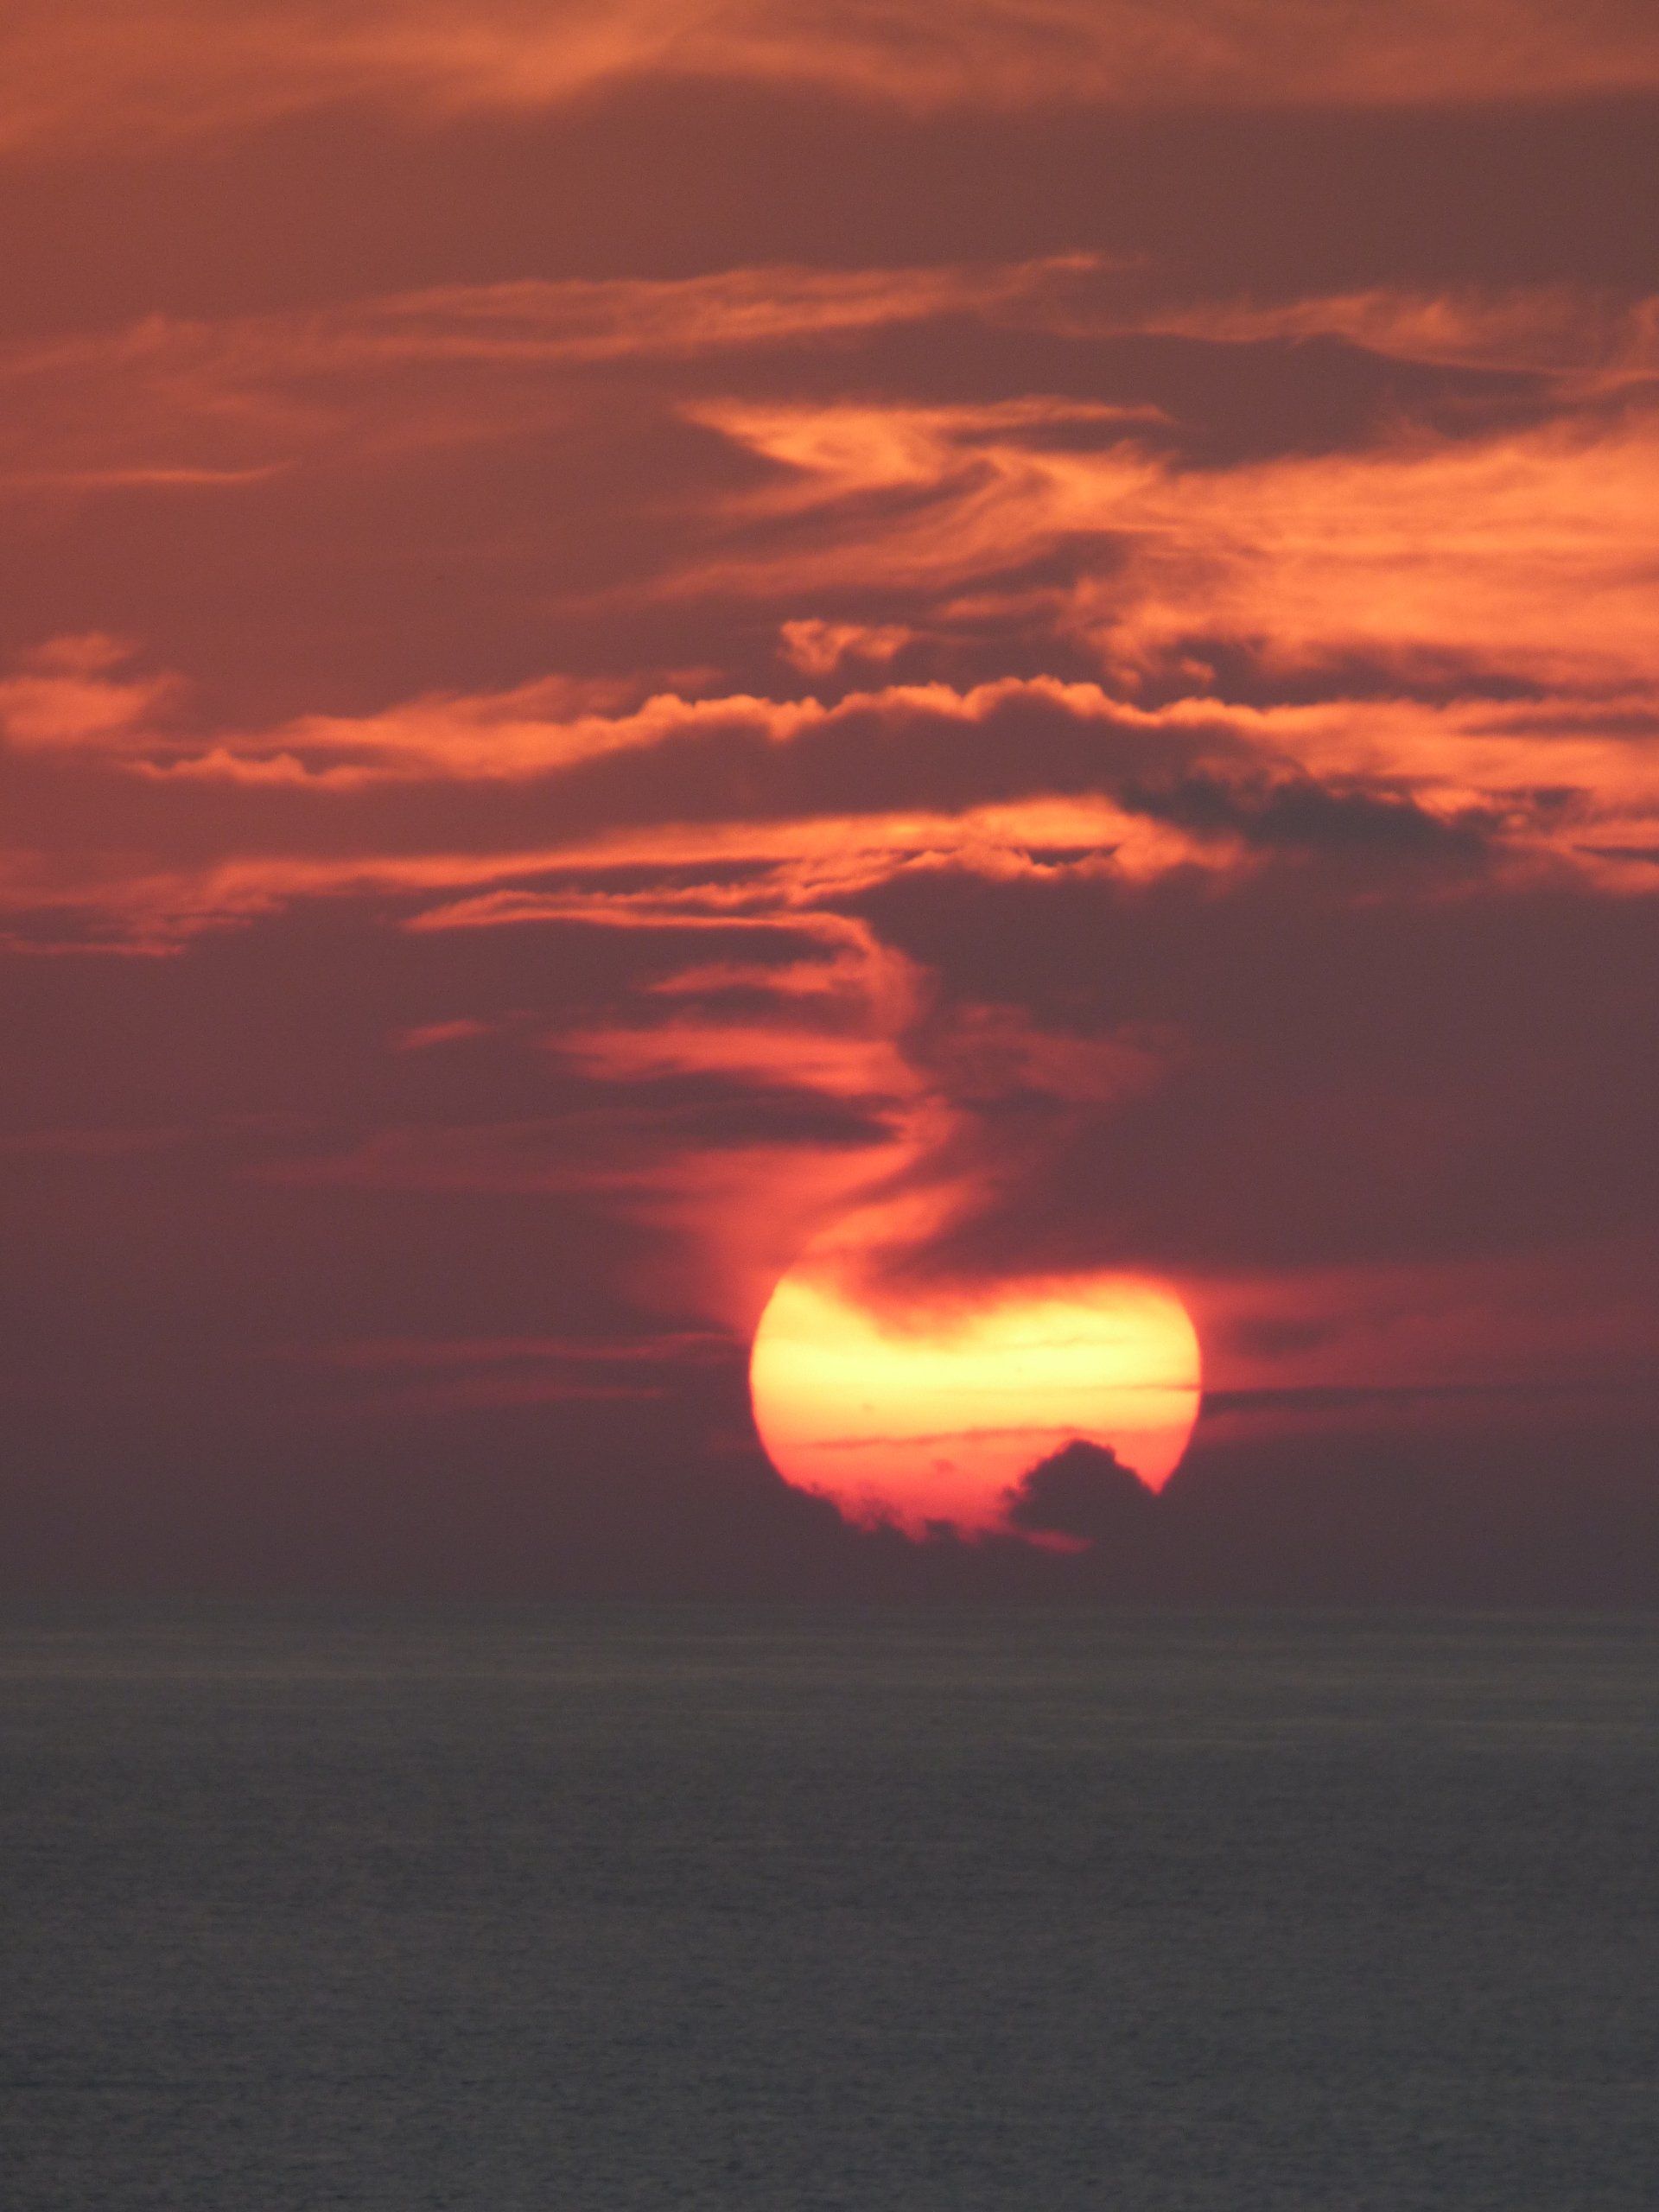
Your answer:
4;1606;1656;2209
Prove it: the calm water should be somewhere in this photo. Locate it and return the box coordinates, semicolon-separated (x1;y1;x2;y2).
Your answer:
3;1607;1657;2209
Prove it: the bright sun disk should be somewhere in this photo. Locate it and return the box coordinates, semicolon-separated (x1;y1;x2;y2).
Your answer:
750;1265;1202;1536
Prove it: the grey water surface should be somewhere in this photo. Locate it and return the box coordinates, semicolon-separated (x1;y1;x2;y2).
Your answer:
4;1606;1657;2209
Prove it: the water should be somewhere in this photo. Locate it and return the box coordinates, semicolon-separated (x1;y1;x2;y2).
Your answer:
4;1607;1657;2209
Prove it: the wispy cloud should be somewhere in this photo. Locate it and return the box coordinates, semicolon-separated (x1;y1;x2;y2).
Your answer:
4;1;1658;153
677;393;1659;703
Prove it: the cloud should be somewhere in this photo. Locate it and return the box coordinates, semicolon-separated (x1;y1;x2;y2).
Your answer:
677;391;1659;702
4;261;1656;758
553;1012;912;1104
0;633;179;748
289;1325;737;1414
316;1329;733;1367
778;619;912;677
4;2;1659;154
0;257;1111;499
1002;1439;1156;1546
4;261;1650;524
849;855;1659;1285
1135;286;1659;391
7;635;1653;974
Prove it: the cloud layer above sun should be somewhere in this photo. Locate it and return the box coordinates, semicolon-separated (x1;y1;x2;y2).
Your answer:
1;2;1654;1595
6;0;1659;152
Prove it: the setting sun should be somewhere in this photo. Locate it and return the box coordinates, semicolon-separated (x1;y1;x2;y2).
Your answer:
750;1267;1202;1535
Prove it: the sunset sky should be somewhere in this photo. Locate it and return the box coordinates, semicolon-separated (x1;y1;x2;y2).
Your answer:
3;0;1656;1599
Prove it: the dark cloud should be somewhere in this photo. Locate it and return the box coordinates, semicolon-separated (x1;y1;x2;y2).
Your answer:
1118;768;1501;859
6;84;1659;340
851;864;1659;1273
1003;1440;1157;1542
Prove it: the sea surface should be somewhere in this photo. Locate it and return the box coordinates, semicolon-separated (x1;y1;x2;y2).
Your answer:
3;1606;1657;2210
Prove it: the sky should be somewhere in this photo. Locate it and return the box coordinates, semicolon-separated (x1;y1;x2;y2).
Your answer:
3;0;1656;1600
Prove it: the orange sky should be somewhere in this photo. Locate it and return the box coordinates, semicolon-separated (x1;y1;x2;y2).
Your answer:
1;1;1655;1598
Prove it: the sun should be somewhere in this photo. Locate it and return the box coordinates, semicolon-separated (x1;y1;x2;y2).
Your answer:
749;1263;1201;1535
